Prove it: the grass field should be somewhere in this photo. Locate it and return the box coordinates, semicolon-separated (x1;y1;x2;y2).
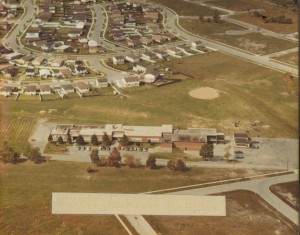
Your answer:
273;51;298;66
145;190;298;235
1;53;298;152
180;19;298;54
0;161;278;234
150;0;216;16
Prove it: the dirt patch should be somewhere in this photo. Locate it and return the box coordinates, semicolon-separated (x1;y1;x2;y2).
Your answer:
189;87;219;100
238;38;266;54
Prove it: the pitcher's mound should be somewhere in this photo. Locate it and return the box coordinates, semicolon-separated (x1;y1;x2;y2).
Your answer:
189;87;219;100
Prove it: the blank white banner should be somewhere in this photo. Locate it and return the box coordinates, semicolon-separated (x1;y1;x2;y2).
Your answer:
52;193;226;216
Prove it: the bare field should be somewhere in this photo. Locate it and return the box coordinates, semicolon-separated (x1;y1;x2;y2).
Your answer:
145;190;298;235
273;51;299;66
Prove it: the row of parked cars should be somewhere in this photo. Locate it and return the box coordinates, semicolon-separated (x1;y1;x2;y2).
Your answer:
119;146;148;152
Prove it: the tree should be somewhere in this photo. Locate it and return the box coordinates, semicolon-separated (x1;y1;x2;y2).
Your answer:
24;145;42;164
67;134;72;144
167;159;186;171
120;134;129;146
223;150;231;161
76;135;85;145
146;155;157;169
0;142;20;164
90;149;99;168
147;139;152;146
91;134;99;146
102;132;111;146
124;155;135;168
48;135;53;142
57;136;64;145
108;147;121;167
199;143;214;160
213;10;221;23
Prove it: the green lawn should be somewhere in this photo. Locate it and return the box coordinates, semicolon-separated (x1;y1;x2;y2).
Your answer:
44;142;72;154
42;93;62;101
180;19;298;54
0;160;278;234
18;94;40;101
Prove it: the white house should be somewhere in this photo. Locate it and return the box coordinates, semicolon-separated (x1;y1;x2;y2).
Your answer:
23;85;37;95
50;58;64;67
75;66;88;75
122;76;140;87
125;54;140;63
39;85;52;95
25;27;41;39
68;29;82;38
32;56;47;66
152;49;168;59
142;52;156;60
96;78;109;88
191;41;203;49
167;47;183;56
25;68;35;77
133;62;149;73
61;84;75;94
39;68;51;78
144;70;159;83
112;56;125;65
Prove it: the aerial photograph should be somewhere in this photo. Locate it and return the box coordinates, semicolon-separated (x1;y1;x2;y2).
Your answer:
0;0;298;234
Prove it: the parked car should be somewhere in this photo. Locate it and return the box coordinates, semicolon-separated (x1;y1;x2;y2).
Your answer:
234;151;244;159
88;147;91;151
78;147;81;150
138;147;143;152
83;147;86;150
251;141;260;149
143;147;148;152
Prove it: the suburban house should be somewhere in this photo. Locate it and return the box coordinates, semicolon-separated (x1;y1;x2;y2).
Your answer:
140;36;153;46
152;49;168;59
0;86;14;97
68;29;83;38
112;55;125;65
125;54;140;63
127;38;141;47
122;76;140;87
176;44;191;53
26;27;41;40
133;62;149;73
18;55;34;65
60;68;73;78
39;68;51;78
61;84;75;94
142;51;156;60
38;12;52;22
163;33;176;41
191;41;203;49
152;34;167;44
32;56;47;66
167;47;183;56
50;58;64;67
3;68;19;79
39;85;52;95
75;66;88;75
144;69;159;83
233;133;250;148
25;68;35;77
23;85;37;95
75;82;91;93
96;78;109;88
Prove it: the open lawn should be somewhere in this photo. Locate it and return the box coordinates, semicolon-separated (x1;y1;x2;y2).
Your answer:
0;161;279;234
44;142;72;154
41;93;62;101
180;19;298;54
145;190;298;235
1;53;298;152
150;0;216;16
273;51;298;66
18;94;40;101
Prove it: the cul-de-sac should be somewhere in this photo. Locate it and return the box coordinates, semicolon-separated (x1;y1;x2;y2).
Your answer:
0;0;298;234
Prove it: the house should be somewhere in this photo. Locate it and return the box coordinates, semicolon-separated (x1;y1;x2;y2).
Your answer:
23;85;37;95
96;78;109;88
38;12;52;22
60;68;73;78
176;44;191;53
61;84;75;94
163;33;176;41
39;85;52;95
152;34;167;44
133;62;149;73
233;133;250;148
0;21;9;30
41;2;56;13
113;34;126;41
75;66;88;75
112;56;125;65
152;49;168;59
125;54;140;63
144;69;159;83
139;36;153;46
167;47;183;56
122;76;140;87
18;55;34;65
26;27;41;40
191;41;203;49
68;29;82;38
142;51;156;60
144;11;159;22
41;42;55;51
3;68;19;79
25;68;35;77
32;56;47;66
50;58;64;67
39;68;51;78
0;86;14;97
0;5;8;17
127;38;141;47
76;82;90;93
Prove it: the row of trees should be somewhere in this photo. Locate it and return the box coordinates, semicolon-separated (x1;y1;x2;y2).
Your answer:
199;10;222;23
0;142;43;164
252;11;293;24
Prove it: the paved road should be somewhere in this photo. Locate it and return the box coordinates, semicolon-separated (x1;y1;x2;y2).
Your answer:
125;215;157;235
170;172;299;225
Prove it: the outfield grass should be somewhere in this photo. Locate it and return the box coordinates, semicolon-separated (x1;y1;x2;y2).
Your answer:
0;161;278;234
180;19;298;54
150;0;216;16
